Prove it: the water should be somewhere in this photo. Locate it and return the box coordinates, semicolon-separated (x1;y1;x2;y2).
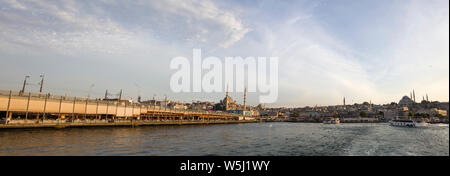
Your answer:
0;122;448;156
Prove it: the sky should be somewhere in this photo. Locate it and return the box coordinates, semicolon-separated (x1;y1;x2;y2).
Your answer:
0;0;448;107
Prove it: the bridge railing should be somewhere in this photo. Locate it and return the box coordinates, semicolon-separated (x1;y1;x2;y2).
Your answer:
1;118;242;125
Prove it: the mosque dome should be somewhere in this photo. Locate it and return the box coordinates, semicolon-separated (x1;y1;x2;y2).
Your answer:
399;96;414;106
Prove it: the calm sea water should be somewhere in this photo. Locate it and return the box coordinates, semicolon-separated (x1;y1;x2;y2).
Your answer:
0;122;448;156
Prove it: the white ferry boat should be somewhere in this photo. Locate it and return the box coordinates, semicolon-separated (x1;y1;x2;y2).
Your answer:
323;117;340;124
390;119;428;127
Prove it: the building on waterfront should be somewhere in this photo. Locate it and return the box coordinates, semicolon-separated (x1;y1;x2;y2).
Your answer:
231;110;253;116
256;104;265;110
189;101;215;111
167;102;187;110
415;108;448;117
383;109;398;120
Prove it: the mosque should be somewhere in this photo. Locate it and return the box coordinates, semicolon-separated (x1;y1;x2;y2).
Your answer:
398;89;424;107
214;86;246;111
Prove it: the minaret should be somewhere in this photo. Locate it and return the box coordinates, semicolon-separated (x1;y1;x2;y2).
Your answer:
104;90;108;99
226;84;229;98
164;95;167;111
243;87;247;111
225;84;229;110
343;97;346;106
413;89;416;102
410;92;413;99
426;94;429;102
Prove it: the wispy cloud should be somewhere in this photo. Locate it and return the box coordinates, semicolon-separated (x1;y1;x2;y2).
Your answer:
230;0;449;106
145;0;250;48
0;0;141;55
0;0;250;56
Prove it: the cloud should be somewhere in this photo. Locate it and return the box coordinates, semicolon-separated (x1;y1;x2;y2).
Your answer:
286;14;312;25
146;0;250;48
0;0;250;57
246;14;378;106
0;0;141;55
258;0;449;106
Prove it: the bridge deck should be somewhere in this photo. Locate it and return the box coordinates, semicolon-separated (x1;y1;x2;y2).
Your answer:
0;119;258;129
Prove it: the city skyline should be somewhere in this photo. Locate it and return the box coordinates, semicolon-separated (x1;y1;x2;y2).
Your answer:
0;0;449;107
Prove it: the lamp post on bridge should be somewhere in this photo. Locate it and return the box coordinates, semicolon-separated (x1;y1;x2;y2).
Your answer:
20;75;30;96
39;74;44;96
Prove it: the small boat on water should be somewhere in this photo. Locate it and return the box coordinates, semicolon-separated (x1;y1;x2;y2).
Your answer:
323;117;340;124
429;120;441;124
414;120;429;127
389;119;428;128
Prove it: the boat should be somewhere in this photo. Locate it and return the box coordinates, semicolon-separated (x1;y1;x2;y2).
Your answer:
390;119;415;127
414;120;429;127
323;117;340;124
389;119;428;127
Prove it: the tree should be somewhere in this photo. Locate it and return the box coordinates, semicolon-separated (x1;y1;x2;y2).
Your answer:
360;111;367;117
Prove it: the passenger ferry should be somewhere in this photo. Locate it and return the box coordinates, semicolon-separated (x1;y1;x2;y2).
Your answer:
389;119;428;127
323;117;340;124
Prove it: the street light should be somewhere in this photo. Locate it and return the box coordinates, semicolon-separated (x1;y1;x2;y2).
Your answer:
20;75;30;95
39;74;44;95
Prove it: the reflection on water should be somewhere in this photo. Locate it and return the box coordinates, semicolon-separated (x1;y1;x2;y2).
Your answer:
0;123;448;156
